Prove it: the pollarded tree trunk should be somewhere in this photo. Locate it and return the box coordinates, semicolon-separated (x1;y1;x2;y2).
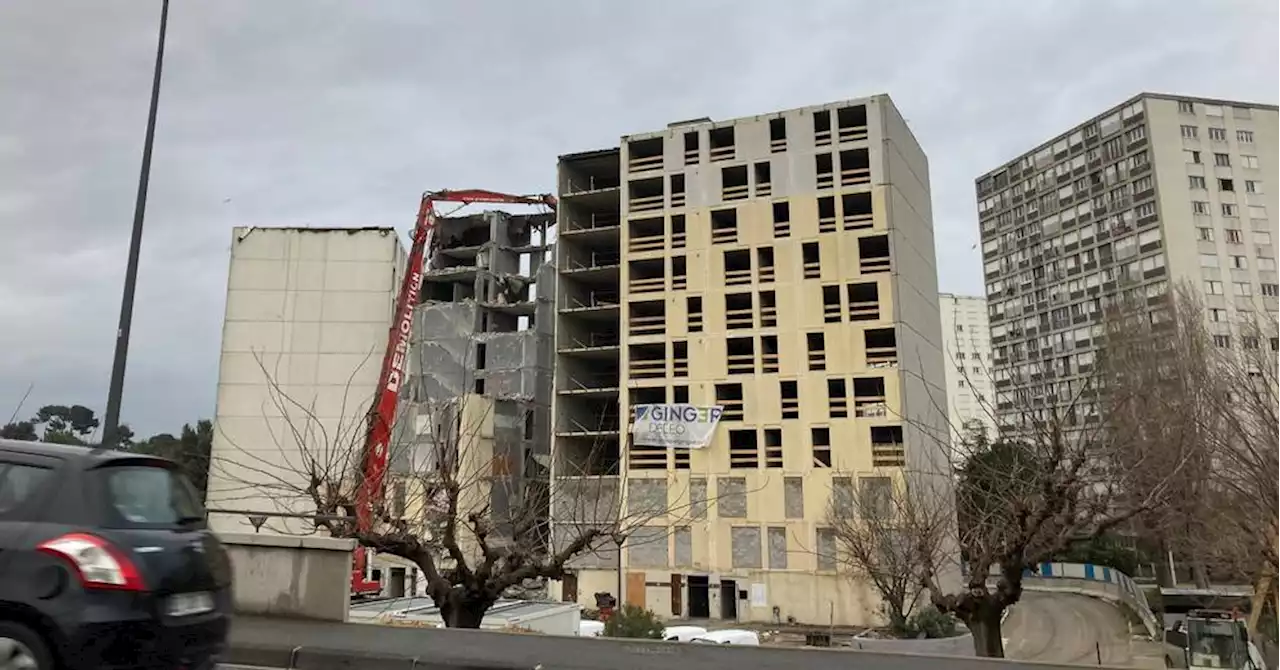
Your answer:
437;587;495;628
963;602;1006;658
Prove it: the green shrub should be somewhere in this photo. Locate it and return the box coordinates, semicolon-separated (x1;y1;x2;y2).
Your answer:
905;607;959;639
602;604;665;639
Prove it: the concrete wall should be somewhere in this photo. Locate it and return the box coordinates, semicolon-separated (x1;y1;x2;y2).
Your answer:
220;532;357;622
206;227;405;535
226;614;1114;670
850;631;975;655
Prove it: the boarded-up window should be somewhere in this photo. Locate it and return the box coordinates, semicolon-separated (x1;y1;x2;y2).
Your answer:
816;528;837;571
783;477;804;519
628;525;669;568
831;477;854;516
629;479;668;517
674;526;693;566
767;527;788;569
731;527;762;569
717;477;747;518
859;476;893;519
690;478;708;519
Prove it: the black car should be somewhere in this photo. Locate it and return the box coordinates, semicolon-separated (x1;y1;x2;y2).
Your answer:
0;439;232;669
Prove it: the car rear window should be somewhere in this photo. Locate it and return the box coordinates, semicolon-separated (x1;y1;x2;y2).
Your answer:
98;464;205;527
0;462;54;516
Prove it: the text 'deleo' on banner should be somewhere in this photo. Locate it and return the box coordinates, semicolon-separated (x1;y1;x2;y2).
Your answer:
631;404;724;449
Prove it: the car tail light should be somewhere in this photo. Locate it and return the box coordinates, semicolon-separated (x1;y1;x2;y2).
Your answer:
37;532;146;591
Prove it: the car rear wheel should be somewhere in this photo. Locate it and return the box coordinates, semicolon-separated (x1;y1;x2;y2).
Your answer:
0;621;52;670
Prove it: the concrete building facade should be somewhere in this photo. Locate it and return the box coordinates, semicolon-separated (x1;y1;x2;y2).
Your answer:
938;293;996;443
206;227;406;535
976;94;1279;429
551;95;954;627
397;211;556;543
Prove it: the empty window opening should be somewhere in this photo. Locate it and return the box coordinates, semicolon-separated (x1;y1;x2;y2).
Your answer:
1219;178;1234;192
683;131;699;165
807;332;826;370
756;246;775;282
760;335;780;373
709;126;735;161
841;192;873;230
822;285;842;323
673;385;689;403
711;208;738;244
864;327;897;367
628;216;665;253
722;165;749;202
628;258;665;294
870;425;905;467
724;249;752;286
670;173;687;208
628;177;664;213
670;214;687;249
687;295;704;332
671;256;687;290
773;201;791;237
780;380;799;419
754;162;772;197
853;377;887;418
672;340;689;377
628;343;666;379
628;300;666;338
818;196;837;233
729;429;759;469
802;242;821;279
816;154;835;189
727;337;755;375
769;117;787;153
827;378;848;418
859;235;891;273
759;290;777;328
627;137;664;173
523;411;535;440
763;428;783;468
839;148;870;186
560;436;621;476
475;342;487;370
847;282;879;321
716;383;744;421
811;426;832;467
725;292;753;329
836;105;868;142
813;110;832;146
630;386;666;406
474;376;485;394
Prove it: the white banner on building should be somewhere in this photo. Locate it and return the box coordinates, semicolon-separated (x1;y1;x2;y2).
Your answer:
631;404;723;449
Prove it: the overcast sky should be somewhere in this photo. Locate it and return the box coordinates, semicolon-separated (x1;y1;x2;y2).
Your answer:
1;0;1275;437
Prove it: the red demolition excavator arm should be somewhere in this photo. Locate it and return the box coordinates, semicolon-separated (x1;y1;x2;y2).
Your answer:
350;189;557;597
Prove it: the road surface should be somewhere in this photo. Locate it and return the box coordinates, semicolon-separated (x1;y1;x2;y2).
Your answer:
1003;591;1167;668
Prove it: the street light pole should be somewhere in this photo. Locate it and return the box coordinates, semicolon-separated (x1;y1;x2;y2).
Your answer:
102;0;170;447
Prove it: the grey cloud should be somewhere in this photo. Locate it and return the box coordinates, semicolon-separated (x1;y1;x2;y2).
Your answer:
1;0;1275;435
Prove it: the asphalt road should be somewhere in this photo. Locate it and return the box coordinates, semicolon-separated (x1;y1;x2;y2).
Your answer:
1003;592;1167;668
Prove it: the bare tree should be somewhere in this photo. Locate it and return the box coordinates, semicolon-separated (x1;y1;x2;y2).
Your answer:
860;291;1199;657
826;470;952;636
209;350;724;628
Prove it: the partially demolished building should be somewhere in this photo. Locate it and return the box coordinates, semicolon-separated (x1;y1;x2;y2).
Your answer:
396;210;556;534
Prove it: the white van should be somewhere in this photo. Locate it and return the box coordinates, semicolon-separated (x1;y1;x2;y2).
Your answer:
662;625;708;642
690;629;761;646
578;620;605;637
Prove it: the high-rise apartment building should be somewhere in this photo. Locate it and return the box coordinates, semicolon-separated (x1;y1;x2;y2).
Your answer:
551;95;953;626
939;293;996;442
976;94;1278;428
